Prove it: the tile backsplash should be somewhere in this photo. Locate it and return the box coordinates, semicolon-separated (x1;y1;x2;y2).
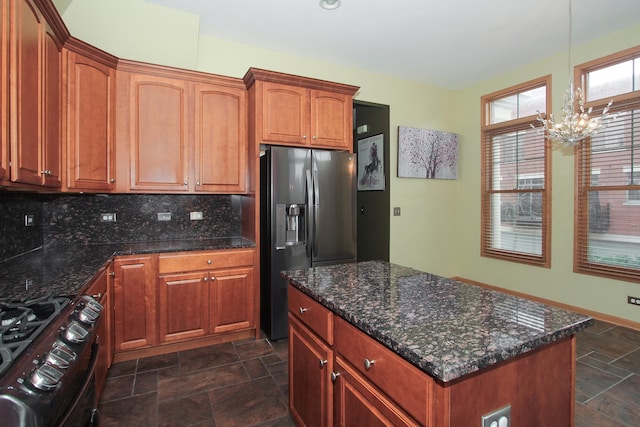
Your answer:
0;193;242;261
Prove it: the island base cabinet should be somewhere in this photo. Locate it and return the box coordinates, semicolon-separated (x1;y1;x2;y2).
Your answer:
289;314;332;427
333;356;420;427
433;337;575;427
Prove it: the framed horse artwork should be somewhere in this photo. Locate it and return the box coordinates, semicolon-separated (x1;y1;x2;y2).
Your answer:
357;134;385;191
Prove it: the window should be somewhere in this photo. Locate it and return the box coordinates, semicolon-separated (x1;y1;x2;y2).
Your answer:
575;45;640;282
481;76;551;267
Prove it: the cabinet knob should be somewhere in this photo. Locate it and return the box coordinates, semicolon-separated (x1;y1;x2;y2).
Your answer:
312;135;317;140
203;276;208;282
41;170;52;176
331;372;340;383
109;178;116;183
109;271;115;277
299;307;307;315
92;293;102;299
319;359;328;369
183;181;188;186
207;260;212;264
364;358;375;371
196;181;201;186
302;135;307;139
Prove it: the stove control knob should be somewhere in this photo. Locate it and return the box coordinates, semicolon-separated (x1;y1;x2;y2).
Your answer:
30;364;64;391
62;320;90;344
81;295;104;313
46;346;76;369
77;305;100;325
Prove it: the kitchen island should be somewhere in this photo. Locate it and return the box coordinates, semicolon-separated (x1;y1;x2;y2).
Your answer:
283;261;593;427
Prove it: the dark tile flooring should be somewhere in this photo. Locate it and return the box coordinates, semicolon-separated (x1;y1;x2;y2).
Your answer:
99;321;640;426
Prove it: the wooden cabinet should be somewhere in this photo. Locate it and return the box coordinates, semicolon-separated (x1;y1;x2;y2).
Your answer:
1;0;8;181
112;255;157;351
157;248;255;344
62;37;117;191
8;0;62;187
243;68;358;151
333;356;420;427
193;82;247;192
116;61;247;193
288;286;334;427
85;265;113;400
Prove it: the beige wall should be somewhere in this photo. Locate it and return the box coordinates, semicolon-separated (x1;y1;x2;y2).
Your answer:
57;0;640;324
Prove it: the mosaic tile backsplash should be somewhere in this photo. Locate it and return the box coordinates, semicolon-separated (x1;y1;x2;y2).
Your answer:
0;193;242;261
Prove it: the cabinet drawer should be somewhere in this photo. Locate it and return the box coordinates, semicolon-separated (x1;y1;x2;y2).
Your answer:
334;316;429;425
288;286;333;345
158;249;254;274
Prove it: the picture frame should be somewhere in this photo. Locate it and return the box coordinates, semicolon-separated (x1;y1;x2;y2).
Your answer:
397;126;458;179
357;134;385;191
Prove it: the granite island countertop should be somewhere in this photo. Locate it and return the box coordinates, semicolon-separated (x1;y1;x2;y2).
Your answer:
0;237;255;303
282;260;593;383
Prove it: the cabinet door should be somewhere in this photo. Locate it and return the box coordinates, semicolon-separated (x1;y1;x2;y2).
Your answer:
41;22;61;187
9;0;42;185
261;81;308;145
158;271;208;343
194;83;247;193
289;315;332;427
333;356;419;427
209;267;254;334
309;89;352;150
125;73;189;191
65;50;115;191
113;256;157;351
1;0;9;181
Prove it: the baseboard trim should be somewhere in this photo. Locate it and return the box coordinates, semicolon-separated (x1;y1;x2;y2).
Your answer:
451;276;640;332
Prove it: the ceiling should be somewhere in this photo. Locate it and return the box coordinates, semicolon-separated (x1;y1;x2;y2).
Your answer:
144;0;640;89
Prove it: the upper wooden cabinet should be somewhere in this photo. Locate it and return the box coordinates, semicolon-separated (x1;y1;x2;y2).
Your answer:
8;0;65;187
115;61;247;194
62;37;117;192
243;68;359;151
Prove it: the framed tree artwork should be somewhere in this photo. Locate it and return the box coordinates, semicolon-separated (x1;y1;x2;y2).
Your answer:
397;126;458;179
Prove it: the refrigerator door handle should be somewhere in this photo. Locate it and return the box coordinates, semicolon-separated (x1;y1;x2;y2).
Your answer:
313;170;319;257
306;169;313;260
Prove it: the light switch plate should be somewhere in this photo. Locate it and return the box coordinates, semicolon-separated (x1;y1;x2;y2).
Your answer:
157;212;172;221
189;211;203;220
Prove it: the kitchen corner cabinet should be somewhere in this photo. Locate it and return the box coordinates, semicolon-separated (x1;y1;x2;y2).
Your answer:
116;61;247;194
113;255;157;351
157;249;255;344
62;38;117;192
9;0;62;187
243;68;359;151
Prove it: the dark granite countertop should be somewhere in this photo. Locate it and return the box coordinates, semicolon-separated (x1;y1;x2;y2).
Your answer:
282;260;593;383
0;237;254;303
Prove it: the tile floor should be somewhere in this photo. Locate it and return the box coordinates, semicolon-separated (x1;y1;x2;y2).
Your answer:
98;321;640;426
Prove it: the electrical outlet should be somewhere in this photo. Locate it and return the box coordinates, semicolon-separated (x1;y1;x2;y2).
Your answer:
157;212;172;221
24;214;34;226
481;405;511;427
189;211;203;221
100;213;117;222
628;296;640;306
393;207;401;216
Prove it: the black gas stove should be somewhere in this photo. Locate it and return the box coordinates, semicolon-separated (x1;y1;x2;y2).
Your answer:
0;294;103;426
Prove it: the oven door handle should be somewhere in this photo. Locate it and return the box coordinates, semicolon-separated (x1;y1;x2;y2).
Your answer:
58;338;100;427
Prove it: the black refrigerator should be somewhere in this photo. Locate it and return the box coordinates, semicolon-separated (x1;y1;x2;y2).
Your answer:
260;146;357;340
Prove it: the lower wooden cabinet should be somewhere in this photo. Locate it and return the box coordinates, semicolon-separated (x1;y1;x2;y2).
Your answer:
112;255;157;351
333;356;419;427
288;314;332;427
158;271;208;343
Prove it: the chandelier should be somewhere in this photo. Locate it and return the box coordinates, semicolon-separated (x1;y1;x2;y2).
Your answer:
532;0;617;147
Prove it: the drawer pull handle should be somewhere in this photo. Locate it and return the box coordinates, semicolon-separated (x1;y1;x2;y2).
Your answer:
319;359;328;369
364;358;375;371
331;372;340;382
299;307;308;315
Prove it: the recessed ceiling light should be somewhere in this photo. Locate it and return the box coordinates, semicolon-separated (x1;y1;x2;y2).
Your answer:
319;0;341;10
